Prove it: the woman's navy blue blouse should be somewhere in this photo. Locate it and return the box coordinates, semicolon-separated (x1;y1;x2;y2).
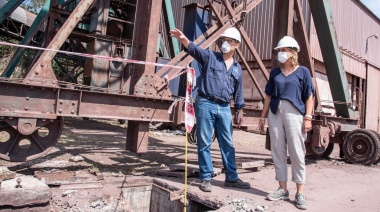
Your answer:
265;66;314;115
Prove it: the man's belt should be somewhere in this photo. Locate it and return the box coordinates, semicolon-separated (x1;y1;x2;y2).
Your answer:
198;93;228;104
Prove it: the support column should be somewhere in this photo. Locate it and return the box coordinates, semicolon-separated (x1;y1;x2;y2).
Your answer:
126;121;149;153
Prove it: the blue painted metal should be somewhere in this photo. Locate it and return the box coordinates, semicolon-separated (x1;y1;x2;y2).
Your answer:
1;0;51;77
0;0;24;25
308;0;357;119
163;0;180;56
181;3;211;97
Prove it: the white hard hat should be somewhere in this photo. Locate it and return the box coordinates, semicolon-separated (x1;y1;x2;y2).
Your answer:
220;27;241;43
274;36;300;52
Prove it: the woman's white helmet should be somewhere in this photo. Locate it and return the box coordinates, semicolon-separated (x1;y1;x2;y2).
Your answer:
220;27;241;43
274;36;300;52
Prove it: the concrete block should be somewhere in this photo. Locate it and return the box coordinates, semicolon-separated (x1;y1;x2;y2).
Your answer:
0;175;52;207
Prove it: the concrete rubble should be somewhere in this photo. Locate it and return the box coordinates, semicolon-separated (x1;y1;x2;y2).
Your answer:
0;175;52;207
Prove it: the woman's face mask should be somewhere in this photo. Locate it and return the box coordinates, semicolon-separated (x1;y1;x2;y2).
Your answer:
277;51;289;63
221;41;231;54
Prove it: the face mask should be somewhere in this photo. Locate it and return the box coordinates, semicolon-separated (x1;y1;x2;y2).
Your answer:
221;41;231;54
277;52;289;63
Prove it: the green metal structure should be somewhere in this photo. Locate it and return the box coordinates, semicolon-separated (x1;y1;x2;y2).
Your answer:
309;0;358;119
0;0;24;24
1;0;51;77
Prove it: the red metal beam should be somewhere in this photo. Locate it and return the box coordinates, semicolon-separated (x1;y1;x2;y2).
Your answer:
24;0;95;87
153;0;263;92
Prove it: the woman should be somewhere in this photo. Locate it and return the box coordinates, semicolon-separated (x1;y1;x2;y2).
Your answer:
259;36;314;210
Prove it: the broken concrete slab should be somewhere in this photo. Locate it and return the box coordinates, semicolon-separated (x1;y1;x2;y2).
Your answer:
0;166;16;181
0;175;52;207
35;170;103;185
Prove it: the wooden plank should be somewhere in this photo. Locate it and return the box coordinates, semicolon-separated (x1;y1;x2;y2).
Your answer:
169;163;199;174
59;181;103;190
213;159;265;170
155;169;193;179
169;163;221;176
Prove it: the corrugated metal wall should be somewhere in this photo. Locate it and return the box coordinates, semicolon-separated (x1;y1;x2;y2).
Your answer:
366;64;380;131
310;0;380;70
169;0;312;61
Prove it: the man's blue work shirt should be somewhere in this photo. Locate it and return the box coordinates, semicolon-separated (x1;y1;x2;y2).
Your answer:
265;66;314;115
186;42;245;110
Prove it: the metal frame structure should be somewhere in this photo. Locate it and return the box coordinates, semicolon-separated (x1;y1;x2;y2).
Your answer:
0;0;379;165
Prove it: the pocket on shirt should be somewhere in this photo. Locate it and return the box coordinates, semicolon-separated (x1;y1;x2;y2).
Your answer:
209;66;224;79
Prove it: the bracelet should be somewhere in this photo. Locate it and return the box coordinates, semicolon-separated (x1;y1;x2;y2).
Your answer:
304;117;312;121
259;117;265;121
304;114;312;119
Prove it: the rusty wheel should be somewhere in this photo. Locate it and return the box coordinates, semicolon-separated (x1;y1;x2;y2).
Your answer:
342;129;380;165
369;130;380;164
0;117;63;162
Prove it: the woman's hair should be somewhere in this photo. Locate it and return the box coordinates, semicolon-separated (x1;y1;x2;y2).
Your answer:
280;47;299;68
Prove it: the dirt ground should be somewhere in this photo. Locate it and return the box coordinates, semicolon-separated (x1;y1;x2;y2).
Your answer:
1;117;380;212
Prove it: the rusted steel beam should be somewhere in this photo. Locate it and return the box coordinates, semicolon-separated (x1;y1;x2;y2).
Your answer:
287;0;295;36
130;0;163;95
126;121;149;153
221;0;269;81
0;81;175;122
206;0;265;98
293;0;321;111
153;0;263;92
236;49;265;98
126;0;163;154
24;0;96;86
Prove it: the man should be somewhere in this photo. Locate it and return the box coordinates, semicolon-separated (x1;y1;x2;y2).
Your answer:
169;27;250;192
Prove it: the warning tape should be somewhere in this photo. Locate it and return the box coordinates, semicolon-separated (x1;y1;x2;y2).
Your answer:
0;41;186;70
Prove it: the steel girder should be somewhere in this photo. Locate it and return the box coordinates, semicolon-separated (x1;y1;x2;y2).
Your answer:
308;0;358;119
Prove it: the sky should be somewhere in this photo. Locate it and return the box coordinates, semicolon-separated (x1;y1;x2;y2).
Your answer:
360;0;380;19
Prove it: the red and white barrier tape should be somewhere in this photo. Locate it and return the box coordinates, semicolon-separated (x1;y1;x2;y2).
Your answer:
0;41;186;70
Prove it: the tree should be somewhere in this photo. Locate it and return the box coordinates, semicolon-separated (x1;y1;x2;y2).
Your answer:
20;0;48;14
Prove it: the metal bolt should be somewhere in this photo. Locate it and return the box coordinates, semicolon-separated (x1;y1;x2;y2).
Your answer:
25;107;28;111
141;115;144;118
59;100;63;104
72;102;76;106
40;64;44;67
15;178;22;188
142;108;145;111
147;108;151;111
35;71;39;75
71;110;75;114
357;145;363;150
58;109;62;113
26;97;30;100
